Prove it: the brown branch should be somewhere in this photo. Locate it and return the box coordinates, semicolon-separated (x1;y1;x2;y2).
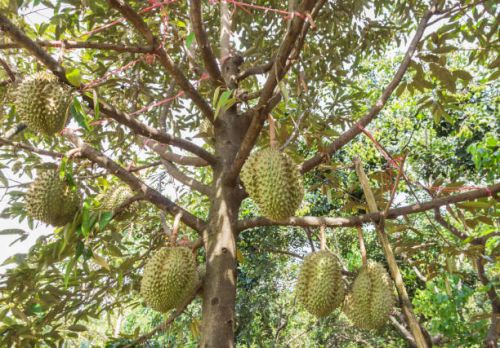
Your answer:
219;0;232;60
107;0;215;122
0;137;64;158
279;111;307;151
433;208;468;240
225;0;324;183
189;0;223;84
0;12;217;165
3;123;27;139
390;315;417;347
0;57;15;81
237;61;273;82
300;3;437;173
476;255;500;348
77;161;161;180
0;40;153;53
62;129;206;233
236;183;499;230
122;284;201;348
161;159;212;197
355;158;428;348
141;136;209;167
356;226;368;267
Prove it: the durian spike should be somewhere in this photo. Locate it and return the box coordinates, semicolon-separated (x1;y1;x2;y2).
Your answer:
268;114;278;149
356;226;368;267
319;225;326;251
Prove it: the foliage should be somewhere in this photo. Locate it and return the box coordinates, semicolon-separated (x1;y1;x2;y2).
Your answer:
0;0;498;347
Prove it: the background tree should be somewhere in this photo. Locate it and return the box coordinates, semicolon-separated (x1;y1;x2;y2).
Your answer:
0;0;498;347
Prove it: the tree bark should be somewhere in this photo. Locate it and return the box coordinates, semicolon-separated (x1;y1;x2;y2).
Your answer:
201;106;249;347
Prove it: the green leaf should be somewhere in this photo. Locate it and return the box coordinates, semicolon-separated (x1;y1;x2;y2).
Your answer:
429;63;456;92
0;170;8;187
70;97;91;131
93;90;100;119
107;244;123;257
453;69;473;82
66;68;82;87
98;211;113;231
212;86;222;108
0;228;25;235
186;32;195;49
81;201;91;237
214;90;236;118
67;324;88;332
64;257;76;288
1;253;26;266
93;254;110;271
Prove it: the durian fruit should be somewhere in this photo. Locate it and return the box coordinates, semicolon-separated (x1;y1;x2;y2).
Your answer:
14;72;72;135
241;148;303;221
98;185;137;220
140;247;198;313
25;170;81;226
296;250;345;317
344;261;394;330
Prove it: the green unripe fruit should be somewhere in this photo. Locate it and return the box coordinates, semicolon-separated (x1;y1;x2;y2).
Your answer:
296;250;345;317
140;247;198;313
98;185;137;220
344;261;394;330
14;72;72;135
241;148;303;221
25;170;81;226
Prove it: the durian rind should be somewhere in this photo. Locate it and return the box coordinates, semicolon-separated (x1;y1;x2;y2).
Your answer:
14;72;72;135
241;148;303;221
296;250;345;317
344;261;394;330
25;170;81;226
140;247;198;313
98;185;137;220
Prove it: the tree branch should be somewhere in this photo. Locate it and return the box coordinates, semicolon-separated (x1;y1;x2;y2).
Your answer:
237;61;273;82
62;129;206;233
189;0;223;84
300;3;437;173
225;0;324;183
0;56;15;81
140;136;209;167
0;12;217;165
161;159;212;197
107;0;215;122
433;208;469;240
0;40;153;53
355;158;428;348
476;255;500;348
236;182;499;231
0;137;64;158
219;0;232;60
123;284;201;348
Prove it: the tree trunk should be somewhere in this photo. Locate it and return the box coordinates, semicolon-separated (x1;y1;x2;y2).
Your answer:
201;104;249;347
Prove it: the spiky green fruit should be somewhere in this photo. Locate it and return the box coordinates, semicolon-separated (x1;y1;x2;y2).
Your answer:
25;170;81;226
344;261;394;330
14;72;72;135
296;250;345;317
98;185;137;220
140;247;198;313
241;148;303;221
